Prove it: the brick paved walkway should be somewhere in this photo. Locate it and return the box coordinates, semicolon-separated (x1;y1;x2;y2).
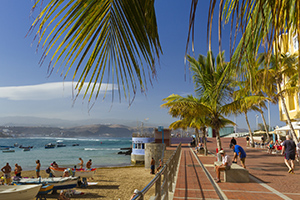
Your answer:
172;137;300;200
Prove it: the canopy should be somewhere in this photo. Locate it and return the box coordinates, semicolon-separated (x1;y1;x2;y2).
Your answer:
253;130;266;135
275;122;300;132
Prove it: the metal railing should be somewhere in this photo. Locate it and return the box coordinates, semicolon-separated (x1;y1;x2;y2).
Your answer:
132;143;182;200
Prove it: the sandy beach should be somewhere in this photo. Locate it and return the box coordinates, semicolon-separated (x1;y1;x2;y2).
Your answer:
20;166;156;200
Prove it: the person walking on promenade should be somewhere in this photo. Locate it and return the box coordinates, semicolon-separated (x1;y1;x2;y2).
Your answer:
246;136;250;147
230;137;237;145
36;160;41;178
281;135;296;173
1;163;11;185
14;163;22;178
150;157;155;174
230;143;247;168
215;150;232;183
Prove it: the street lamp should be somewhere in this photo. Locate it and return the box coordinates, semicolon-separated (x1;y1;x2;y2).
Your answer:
256;115;259;130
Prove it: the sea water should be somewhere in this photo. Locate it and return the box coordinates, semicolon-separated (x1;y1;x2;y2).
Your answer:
0;137;132;171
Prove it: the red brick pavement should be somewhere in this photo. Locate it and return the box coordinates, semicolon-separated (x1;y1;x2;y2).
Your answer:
172;137;300;200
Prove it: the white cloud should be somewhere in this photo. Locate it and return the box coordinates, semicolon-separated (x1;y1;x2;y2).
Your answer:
0;82;116;100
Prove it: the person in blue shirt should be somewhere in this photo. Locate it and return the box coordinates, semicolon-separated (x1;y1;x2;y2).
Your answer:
230;143;246;168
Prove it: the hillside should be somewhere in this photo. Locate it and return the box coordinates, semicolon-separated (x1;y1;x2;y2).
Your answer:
0;124;147;138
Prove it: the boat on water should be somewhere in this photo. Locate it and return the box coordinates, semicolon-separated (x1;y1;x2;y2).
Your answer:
0;184;41;200
2;149;15;153
15;177;78;191
50;167;96;178
72;143;79;146
19;145;33;149
45;143;56;149
56;140;66;147
23;148;30;152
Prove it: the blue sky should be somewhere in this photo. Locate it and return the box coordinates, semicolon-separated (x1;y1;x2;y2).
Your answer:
0;1;285;129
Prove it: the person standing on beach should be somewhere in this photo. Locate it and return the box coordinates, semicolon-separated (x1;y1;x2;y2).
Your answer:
230;144;246;168
281;135;296;174
36;160;41;178
86;159;92;169
14;163;22;178
150;157;155;174
246;136;250;147
1;163;11;184
78;158;84;169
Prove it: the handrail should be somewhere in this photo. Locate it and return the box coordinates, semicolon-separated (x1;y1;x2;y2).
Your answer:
132;143;182;200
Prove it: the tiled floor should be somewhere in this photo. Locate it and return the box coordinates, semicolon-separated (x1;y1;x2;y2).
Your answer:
172;137;300;200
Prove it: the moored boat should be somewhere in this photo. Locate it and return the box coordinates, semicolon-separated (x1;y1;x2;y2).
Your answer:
0;184;41;200
50;167;96;178
45;143;56;149
2;149;15;153
56;140;66;147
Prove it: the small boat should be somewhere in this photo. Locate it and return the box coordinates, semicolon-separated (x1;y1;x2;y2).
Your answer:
19;145;33;149
56;140;66;147
15;177;78;191
37;184;53;195
0;184;41;200
72;144;79;146
50;167;96;178
0;145;14;148
23;148;30;152
45;143;56;149
0;147;9;150
2;149;15;153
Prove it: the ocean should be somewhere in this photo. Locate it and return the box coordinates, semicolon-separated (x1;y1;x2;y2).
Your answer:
0;137;132;171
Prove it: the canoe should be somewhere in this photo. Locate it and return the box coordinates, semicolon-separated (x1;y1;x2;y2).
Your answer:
16;177;78;191
50;167;96;178
0;184;41;200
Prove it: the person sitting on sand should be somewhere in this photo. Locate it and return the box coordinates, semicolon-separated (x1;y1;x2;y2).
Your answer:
36;160;41;178
130;189;140;200
1;163;11;185
14;163;22;178
78;158;84;169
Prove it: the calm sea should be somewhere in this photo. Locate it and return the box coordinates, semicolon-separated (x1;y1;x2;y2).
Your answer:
0;137;132;171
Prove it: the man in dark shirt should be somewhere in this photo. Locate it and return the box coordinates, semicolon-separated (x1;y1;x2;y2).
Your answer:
281;135;296;174
230;137;237;145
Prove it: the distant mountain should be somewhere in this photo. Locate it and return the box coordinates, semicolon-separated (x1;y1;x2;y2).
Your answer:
0;116;164;128
0;124;156;138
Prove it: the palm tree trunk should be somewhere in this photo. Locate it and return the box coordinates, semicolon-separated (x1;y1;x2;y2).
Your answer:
215;129;222;151
195;128;199;147
245;112;255;147
277;80;299;144
259;106;270;142
201;127;208;156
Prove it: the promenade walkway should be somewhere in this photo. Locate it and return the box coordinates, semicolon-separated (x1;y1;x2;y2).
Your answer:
172;137;300;200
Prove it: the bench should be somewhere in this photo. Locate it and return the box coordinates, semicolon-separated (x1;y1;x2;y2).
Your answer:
214;161;249;183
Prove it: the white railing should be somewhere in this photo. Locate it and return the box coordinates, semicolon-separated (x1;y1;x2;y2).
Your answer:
132;143;182;200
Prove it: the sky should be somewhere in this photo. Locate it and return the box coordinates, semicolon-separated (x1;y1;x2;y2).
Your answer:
0;0;285;130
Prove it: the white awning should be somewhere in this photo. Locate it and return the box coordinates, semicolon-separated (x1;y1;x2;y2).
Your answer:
275;122;300;132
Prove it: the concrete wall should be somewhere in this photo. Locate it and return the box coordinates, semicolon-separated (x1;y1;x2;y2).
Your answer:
145;143;165;169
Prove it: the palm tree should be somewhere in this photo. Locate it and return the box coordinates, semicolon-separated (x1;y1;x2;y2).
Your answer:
167;112;209;155
29;0;162;103
260;53;299;144
186;51;236;150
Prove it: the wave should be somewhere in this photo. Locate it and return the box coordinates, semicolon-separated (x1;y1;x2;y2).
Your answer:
84;148;120;151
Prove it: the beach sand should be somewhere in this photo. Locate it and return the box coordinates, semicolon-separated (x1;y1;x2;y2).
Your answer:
21;166;156;200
